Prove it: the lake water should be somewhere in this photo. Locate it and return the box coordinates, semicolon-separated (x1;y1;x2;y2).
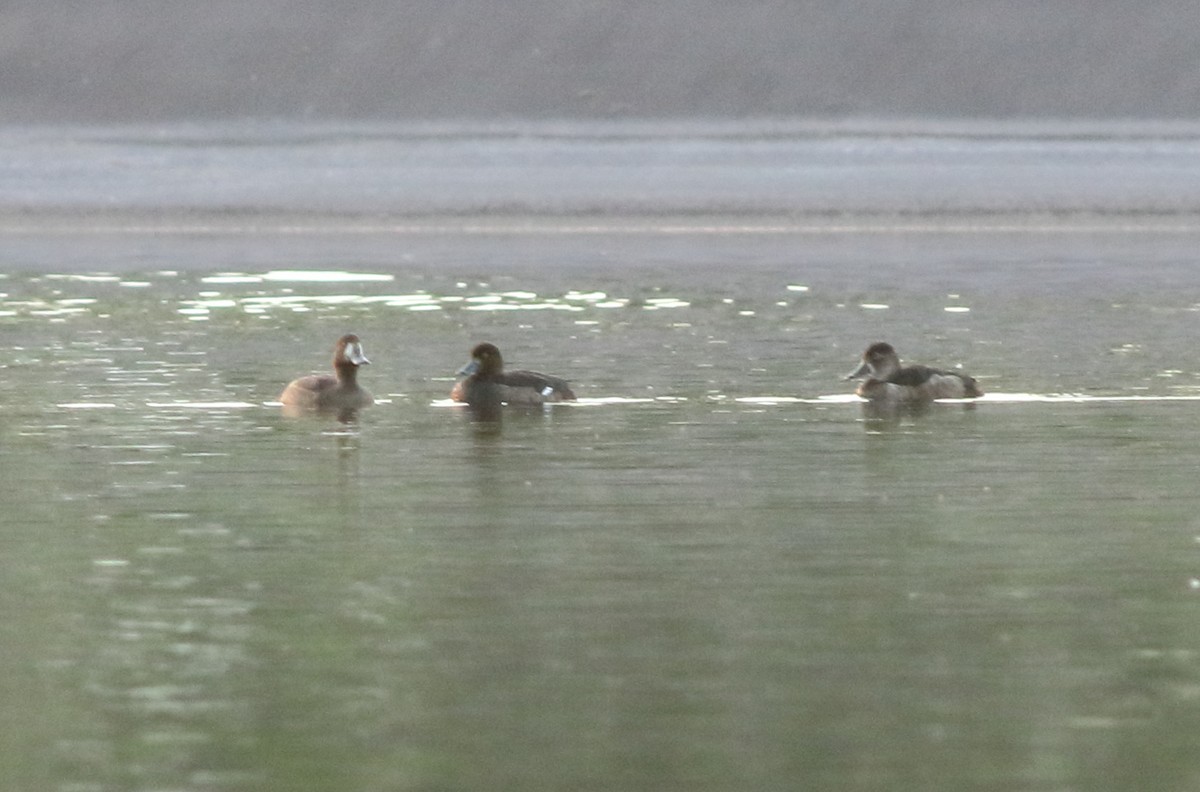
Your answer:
3;121;1200;792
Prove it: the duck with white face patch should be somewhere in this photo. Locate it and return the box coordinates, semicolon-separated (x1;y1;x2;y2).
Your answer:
279;334;374;413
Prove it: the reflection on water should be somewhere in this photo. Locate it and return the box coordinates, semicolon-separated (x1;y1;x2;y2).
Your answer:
3;258;1200;792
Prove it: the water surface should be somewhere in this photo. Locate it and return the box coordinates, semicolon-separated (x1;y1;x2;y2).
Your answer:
3;123;1200;792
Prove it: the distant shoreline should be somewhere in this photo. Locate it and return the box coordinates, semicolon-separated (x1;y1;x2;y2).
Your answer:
8;116;1200;139
6;208;1200;236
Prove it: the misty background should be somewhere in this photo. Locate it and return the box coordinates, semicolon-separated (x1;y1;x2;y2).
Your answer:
2;0;1199;123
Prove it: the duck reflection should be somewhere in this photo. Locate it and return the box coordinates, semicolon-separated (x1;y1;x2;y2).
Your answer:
461;396;575;440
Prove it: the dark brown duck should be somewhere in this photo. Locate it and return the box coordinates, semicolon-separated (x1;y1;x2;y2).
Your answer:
845;341;982;403
450;342;576;411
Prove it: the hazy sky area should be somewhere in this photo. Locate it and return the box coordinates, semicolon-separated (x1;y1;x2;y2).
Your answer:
2;1;1199;123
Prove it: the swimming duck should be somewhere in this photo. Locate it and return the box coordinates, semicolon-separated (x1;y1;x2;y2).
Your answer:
845;342;982;402
279;334;374;412
450;342;576;411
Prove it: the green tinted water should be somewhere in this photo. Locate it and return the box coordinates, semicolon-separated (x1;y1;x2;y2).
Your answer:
2;237;1200;792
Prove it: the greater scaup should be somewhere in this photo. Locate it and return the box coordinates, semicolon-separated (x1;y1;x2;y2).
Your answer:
450;342;576;413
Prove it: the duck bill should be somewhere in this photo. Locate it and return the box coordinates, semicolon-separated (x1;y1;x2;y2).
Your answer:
457;359;480;377
844;360;871;381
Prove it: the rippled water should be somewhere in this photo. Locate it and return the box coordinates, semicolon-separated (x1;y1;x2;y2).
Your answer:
4;124;1200;791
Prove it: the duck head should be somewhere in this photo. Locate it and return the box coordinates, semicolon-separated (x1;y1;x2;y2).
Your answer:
335;334;370;369
845;342;900;382
457;342;503;378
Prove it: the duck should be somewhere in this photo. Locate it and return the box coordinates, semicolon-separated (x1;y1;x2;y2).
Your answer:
450;342;576;412
279;334;374;412
845;342;982;403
